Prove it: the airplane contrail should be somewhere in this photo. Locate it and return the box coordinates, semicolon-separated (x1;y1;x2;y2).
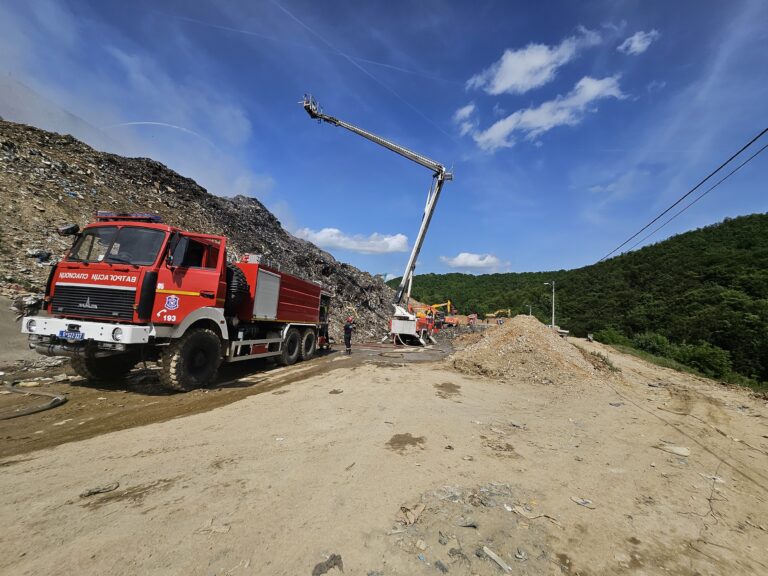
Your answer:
102;121;220;151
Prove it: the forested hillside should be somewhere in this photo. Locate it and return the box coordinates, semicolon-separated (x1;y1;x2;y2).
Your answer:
389;214;768;383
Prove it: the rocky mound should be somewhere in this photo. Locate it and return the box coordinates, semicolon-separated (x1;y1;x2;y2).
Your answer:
450;315;593;383
0;120;393;339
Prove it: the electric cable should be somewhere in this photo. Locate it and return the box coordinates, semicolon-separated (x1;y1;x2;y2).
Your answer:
626;141;768;252
598;127;768;262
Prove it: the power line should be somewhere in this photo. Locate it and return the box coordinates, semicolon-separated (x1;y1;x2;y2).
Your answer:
598;127;768;262
626;141;768;252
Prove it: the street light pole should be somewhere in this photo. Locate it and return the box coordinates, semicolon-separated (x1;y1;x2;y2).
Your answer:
544;281;555;328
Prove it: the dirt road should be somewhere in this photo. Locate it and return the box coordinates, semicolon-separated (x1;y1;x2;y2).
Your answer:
1;339;766;575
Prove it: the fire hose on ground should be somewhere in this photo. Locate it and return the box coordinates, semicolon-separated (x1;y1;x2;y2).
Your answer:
0;382;67;420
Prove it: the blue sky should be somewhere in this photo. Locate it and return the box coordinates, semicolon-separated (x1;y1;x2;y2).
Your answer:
1;0;766;278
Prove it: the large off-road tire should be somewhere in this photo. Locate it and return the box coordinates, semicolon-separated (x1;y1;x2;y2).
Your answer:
159;328;222;391
276;328;301;366
225;263;250;316
71;353;137;381
299;329;316;361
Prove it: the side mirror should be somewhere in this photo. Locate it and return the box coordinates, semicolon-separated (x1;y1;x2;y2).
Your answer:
57;223;80;236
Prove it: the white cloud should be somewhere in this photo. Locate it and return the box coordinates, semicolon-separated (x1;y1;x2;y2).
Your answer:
294;228;409;254
467;27;601;95
440;252;509;273
473;76;625;151
453;103;476;122
452;103;478;136
617;30;660;55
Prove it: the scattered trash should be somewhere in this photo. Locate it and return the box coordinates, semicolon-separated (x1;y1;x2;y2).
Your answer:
17;381;42;388
503;504;513;512
417;554;426;562
345;462;356;471
438;531;448;545
509;421;526;430
570;496;596;509
482;546;512;573
52;419;73;426
448;548;468;563
574;455;583;462
416;539;427;551
329;389;343;395
434;559;449;573
444;445;454;450
195;518;231;535
275;437;285;442
511;505;561;526
52;373;69;382
458;518;477;529
97;397;107;401
462;455;474;461
698;473;725;484
609;402;623;407
655;444;690;457
514;548;528;561
79;481;119;498
311;553;344;576
397;503;425;526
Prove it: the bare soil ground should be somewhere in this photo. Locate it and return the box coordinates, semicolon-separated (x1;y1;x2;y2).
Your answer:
1;320;767;575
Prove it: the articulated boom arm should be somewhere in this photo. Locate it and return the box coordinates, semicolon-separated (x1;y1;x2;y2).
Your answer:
302;94;453;308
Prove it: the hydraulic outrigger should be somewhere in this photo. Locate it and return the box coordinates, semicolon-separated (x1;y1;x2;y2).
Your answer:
303;95;453;345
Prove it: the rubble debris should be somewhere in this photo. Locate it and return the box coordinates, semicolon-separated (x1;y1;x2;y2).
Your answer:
482;546;512;573
311;553;344;576
570;496;596;509
397;503;425;526
80;482;119;498
449;315;593;383
655;444;690;457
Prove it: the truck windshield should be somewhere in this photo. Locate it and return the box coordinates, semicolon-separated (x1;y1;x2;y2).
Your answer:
69;226;166;266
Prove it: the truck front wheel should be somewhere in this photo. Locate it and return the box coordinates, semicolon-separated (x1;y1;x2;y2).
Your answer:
299;329;316;361
160;328;222;391
277;328;300;366
71;353;137;382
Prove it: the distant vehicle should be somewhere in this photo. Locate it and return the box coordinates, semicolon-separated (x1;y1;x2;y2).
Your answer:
21;212;331;391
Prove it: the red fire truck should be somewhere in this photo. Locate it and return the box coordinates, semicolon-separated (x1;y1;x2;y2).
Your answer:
21;212;331;391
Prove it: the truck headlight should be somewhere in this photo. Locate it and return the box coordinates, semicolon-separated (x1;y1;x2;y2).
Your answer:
26;319;37;332
112;327;123;341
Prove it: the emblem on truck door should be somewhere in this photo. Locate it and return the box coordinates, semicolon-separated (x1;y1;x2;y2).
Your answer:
165;295;180;310
78;297;98;310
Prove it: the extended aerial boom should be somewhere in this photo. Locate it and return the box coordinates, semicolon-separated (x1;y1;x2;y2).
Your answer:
302;95;452;310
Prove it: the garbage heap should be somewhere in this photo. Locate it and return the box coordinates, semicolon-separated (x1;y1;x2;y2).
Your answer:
450;315;594;383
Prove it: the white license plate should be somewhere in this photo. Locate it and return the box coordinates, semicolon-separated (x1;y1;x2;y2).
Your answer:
59;330;85;340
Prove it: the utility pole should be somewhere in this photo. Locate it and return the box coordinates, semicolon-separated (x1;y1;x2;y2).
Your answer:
526;304;531;316
543;281;555;328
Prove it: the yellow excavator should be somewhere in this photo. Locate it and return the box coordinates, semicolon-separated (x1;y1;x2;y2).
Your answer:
484;308;512;320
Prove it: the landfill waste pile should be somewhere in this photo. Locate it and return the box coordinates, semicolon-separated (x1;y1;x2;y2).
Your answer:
0;120;393;339
450;315;594;383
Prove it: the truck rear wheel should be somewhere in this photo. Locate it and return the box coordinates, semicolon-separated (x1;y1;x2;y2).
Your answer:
71;353;137;382
160;328;222;391
277;328;300;366
299;329;316;361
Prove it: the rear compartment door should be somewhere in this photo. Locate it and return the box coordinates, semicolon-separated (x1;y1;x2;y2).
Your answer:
253;269;280;319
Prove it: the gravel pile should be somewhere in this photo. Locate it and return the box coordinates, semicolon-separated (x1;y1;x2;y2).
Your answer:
449;315;593;383
0;120;394;340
